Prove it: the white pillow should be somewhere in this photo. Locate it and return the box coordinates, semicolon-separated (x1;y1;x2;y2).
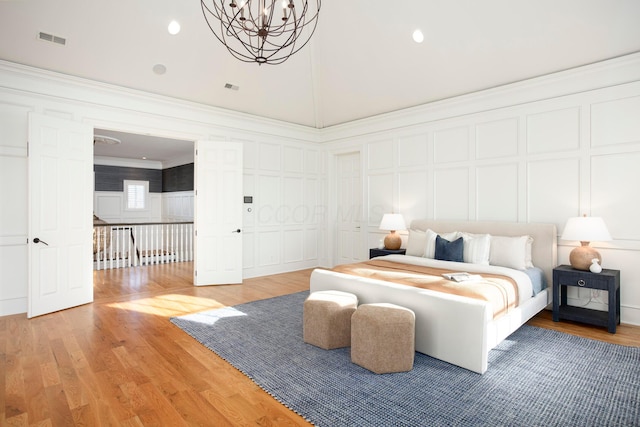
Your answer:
425;229;459;259
525;237;534;268
490;235;533;270
460;232;491;265
406;229;428;257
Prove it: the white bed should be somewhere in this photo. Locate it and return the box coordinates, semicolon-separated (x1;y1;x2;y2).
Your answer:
310;220;558;374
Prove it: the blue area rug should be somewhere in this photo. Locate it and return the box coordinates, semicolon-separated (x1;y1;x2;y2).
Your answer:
171;291;640;426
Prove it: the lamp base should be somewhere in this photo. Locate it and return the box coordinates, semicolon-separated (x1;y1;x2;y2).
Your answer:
569;242;601;271
384;231;402;250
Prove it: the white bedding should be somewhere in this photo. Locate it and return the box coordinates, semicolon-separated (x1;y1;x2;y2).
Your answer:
377;254;534;306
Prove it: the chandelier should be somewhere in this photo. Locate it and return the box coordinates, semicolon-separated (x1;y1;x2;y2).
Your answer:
201;0;321;65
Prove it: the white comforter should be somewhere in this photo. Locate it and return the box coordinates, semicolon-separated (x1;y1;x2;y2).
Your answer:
373;254;534;306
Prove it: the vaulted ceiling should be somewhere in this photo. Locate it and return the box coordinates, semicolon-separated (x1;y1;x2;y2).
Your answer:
2;0;640;131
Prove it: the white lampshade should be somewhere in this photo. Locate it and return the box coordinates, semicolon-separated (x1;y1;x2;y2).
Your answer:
379;214;406;231
561;216;611;271
561;216;612;242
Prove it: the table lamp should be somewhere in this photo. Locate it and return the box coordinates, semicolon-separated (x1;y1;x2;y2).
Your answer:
561;215;611;270
379;214;406;250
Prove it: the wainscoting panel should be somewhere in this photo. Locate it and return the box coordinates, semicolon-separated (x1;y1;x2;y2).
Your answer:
284;146;303;173
399;170;429;222
283;177;304;224
259;143;281;171
368;139;394;170
433;126;469;164
476;163;518;221
526;107;580;154
475;118;519;159
305;149;321;174
304;228;319;260
433;168;469;220
162;191;194;221
591;95;640;147
283;229;304;263
242;140;258;169
94;192;162;222
258;230;281;266
591;152;640;240
0;103;30;150
304;178;320;223
0;244;27;314
256;174;281;226
0;156;27;235
367;173;394;226
95;193;123;218
242;230;255;269
398;134;428;167
527;158;580;226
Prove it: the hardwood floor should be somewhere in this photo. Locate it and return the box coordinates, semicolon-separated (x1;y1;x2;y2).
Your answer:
2;262;639;426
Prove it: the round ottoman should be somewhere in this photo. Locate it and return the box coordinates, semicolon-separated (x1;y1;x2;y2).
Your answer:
303;290;358;350
351;303;416;374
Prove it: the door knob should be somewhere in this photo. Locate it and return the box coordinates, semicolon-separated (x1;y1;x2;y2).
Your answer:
33;238;49;246
232;229;241;233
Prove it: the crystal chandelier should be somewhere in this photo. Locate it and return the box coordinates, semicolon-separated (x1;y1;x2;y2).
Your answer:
201;0;321;65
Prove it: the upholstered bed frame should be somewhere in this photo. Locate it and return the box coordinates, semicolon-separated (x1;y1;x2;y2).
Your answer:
310;220;558;374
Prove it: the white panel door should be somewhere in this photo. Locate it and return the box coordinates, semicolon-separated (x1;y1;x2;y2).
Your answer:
28;113;93;318
335;151;363;265
194;141;243;285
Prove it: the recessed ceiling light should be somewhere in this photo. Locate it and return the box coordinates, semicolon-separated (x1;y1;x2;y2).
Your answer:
153;64;167;75
168;20;181;35
412;29;424;44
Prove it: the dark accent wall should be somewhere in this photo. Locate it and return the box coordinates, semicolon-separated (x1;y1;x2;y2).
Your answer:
94;165;163;192
94;163;194;193
162;163;194;192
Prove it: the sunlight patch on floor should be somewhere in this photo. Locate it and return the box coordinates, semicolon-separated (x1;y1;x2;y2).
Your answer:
175;306;248;325
107;294;226;316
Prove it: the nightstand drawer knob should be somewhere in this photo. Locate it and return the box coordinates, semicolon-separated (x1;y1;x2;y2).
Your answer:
577;279;586;286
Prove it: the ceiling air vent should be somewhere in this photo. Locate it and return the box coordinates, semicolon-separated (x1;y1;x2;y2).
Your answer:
38;32;66;46
224;83;239;91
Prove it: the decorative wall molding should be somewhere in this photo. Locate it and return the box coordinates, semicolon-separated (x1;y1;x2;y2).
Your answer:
320;53;640;142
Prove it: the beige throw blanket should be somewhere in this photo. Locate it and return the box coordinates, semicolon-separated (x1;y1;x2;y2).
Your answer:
332;259;519;319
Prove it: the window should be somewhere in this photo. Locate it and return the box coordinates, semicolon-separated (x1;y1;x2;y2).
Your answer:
124;180;149;210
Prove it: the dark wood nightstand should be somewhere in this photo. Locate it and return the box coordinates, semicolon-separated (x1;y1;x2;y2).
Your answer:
369;248;406;259
552;264;620;333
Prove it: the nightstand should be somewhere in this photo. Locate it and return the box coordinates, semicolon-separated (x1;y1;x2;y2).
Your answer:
552;264;620;333
369;248;406;259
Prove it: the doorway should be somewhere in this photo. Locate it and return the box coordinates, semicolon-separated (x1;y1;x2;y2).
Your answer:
334;151;363;265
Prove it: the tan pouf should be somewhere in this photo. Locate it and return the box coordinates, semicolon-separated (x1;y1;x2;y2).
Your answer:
351;303;416;374
303;290;358;350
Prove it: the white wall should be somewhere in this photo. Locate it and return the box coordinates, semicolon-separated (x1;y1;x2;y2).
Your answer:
2;55;640;324
162;191;195;222
322;55;640;325
241;139;327;277
0;60;324;316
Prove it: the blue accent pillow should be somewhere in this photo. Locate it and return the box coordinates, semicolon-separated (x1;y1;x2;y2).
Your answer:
435;235;464;262
523;267;547;296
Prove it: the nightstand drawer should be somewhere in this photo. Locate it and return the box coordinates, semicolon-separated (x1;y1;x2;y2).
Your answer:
555;272;609;290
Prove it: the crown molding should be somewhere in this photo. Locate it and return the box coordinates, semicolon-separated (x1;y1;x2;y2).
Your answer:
319;52;640;143
0;60;323;144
